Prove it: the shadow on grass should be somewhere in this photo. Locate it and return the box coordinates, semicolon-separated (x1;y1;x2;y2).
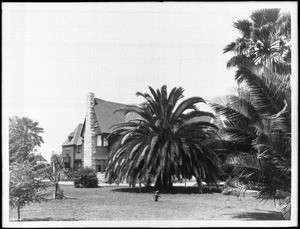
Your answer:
74;186;102;189
232;210;285;220
110;186;222;194
13;217;79;221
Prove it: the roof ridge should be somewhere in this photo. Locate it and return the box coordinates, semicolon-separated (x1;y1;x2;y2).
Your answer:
74;124;84;145
94;97;129;107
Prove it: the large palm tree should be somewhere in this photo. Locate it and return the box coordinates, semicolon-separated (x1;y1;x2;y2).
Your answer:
224;8;291;75
208;65;291;195
106;85;220;191
210;8;291;219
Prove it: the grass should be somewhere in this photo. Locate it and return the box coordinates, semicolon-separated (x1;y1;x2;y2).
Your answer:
9;184;285;221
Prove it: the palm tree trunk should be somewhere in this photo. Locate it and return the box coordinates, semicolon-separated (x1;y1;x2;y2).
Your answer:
17;205;20;221
196;177;203;194
154;176;162;190
53;163;57;199
154;174;173;190
138;180;142;192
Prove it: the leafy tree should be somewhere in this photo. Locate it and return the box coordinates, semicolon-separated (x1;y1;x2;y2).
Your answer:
9;160;49;221
9;116;44;164
106;85;220;191
210;8;291;219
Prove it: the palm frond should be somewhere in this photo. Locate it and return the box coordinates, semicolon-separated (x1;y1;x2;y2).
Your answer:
172;97;206;121
233;19;252;37
223;42;237;54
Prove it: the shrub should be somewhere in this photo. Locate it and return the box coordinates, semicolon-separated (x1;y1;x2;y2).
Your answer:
74;167;98;188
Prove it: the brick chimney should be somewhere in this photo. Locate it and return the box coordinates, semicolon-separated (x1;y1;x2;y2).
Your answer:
84;92;96;169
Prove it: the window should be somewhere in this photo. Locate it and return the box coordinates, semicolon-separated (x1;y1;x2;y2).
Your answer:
74;160;82;170
96;160;106;173
103;136;108;146
77;145;82;153
97;135;102;146
97;135;109;146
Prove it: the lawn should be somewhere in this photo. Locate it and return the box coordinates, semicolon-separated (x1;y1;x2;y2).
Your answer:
9;184;285;221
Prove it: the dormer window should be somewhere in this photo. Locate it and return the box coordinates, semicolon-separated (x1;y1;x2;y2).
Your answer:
68;131;75;141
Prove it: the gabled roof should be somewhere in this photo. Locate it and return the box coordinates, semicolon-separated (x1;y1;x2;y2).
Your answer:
66;97;213;144
92;98;212;134
62;124;84;146
34;154;48;163
93;98;128;134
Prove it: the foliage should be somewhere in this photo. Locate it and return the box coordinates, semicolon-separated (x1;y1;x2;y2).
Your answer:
74;167;98;188
9;116;44;164
9;160;49;220
224;8;291;75
106;85;221;190
33;163;48;173
210;8;291;219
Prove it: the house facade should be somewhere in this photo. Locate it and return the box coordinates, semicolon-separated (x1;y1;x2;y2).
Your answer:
61;93;137;180
61;124;84;170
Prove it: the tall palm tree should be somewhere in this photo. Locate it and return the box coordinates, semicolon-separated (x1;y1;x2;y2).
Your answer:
210;8;291;218
224;9;291;75
106;85;220;191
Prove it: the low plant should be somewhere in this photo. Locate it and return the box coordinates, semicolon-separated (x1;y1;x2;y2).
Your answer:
74;167;98;188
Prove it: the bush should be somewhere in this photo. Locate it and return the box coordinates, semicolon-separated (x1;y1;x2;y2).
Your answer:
74;167;98;188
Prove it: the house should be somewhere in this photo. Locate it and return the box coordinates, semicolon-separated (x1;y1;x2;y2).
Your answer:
33;153;49;165
62;92;213;181
61;93;138;180
61;124;84;170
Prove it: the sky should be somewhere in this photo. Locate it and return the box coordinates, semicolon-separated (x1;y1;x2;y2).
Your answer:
2;2;296;162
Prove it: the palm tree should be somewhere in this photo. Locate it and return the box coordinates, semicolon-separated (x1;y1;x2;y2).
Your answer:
224;9;291;75
106;85;220;191
209;8;291;218
9;116;44;164
208;65;291;196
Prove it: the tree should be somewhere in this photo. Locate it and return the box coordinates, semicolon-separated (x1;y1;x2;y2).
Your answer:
209;8;291;219
9;160;49;221
9;116;44;164
208;67;291;196
224;8;291;75
42;154;66;199
106;85;221;191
